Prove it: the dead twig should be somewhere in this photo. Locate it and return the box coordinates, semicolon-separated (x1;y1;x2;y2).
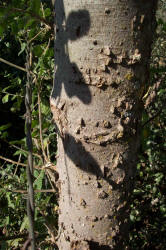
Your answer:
0;155;42;170
1;189;56;194
0;155;26;167
0;57;27;72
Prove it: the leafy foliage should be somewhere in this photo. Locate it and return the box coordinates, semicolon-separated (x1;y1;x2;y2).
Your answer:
129;2;166;249
0;0;58;249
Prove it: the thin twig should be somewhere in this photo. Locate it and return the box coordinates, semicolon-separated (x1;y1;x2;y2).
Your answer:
42;37;51;57
0;57;35;76
14;153;22;175
2;90;24;98
25;40;35;250
0;155;42;170
22;238;31;250
1;189;56;194
38;90;48;163
41;2;46;19
0;155;26;167
0;57;27;72
35;45;51;163
46;143;51;162
29;29;44;44
142;109;162;127
46;169;56;191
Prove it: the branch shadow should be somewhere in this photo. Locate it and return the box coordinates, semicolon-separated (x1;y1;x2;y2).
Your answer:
51;0;91;104
62;133;134;248
63;133;123;191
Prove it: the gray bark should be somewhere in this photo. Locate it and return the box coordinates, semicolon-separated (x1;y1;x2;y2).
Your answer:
51;0;158;249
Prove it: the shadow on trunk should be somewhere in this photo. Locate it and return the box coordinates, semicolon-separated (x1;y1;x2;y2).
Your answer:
51;0;91;105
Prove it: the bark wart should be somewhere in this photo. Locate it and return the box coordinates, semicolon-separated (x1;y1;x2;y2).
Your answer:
51;0;158;249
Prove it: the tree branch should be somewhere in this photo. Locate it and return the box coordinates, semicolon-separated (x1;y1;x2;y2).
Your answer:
142;109;162;127
0;155;27;167
0;57;27;72
1;189;56;193
0;155;41;169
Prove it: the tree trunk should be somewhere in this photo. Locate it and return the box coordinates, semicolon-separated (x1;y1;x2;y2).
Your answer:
51;0;158;249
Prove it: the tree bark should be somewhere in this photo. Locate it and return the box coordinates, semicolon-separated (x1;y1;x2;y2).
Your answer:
51;0;158;249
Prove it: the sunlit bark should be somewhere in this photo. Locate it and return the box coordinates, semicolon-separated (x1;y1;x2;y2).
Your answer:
51;1;158;249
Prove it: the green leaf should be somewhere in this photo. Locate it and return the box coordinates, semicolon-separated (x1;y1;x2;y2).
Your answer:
20;216;29;232
10;139;25;145
34;170;44;190
11;21;19;34
157;18;164;25
47;48;54;57
32;119;38;128
11;238;20;248
6;216;10;225
160;205;166;214
158;88;166;96
25;18;36;29
1;131;8;139
0;123;11;131
43;138;49;149
2;94;9;103
13;150;27;157
44;8;51;17
18;42;26;56
41;102;49;114
133;189;143;195
6;193;15;209
31;0;41;15
33;45;43;57
28;27;37;39
130;214;136;222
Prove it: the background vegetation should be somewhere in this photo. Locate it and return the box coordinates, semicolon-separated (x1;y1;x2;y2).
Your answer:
129;1;166;249
0;0;165;249
0;0;58;249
